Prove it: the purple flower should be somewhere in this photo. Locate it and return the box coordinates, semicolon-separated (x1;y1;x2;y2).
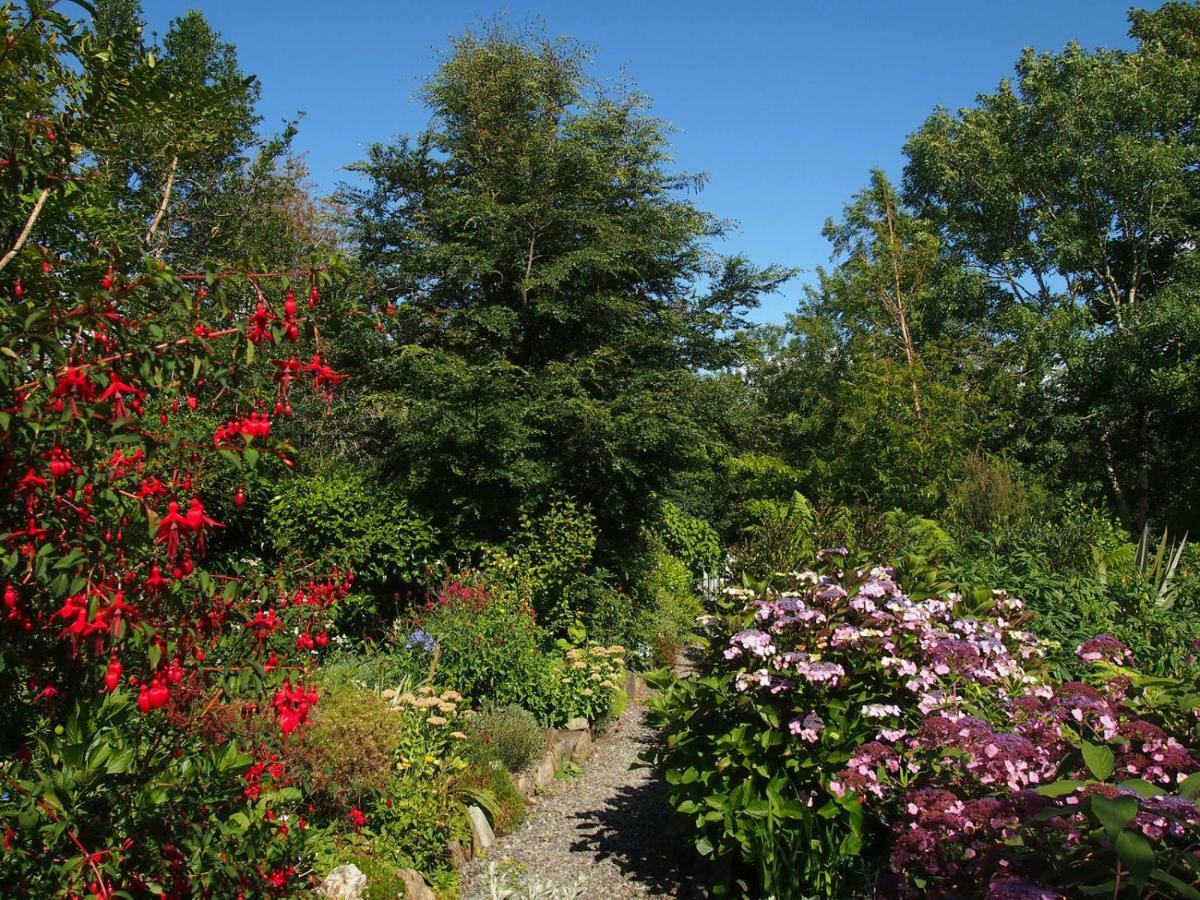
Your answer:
789;712;823;742
407;628;436;652
1076;634;1134;665
725;628;775;660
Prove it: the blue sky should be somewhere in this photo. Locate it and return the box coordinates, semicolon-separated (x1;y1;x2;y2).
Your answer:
141;0;1141;322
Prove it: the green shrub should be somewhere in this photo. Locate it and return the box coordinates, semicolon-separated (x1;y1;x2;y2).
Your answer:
484;499;598;634
284;683;404;816
653;499;723;577
465;705;546;773
946;451;1033;535
266;466;438;597
583;585;647;651
418;579;554;720
731;491;815;578
545;645;626;726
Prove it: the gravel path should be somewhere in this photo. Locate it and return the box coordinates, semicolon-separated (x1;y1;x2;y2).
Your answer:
458;701;699;899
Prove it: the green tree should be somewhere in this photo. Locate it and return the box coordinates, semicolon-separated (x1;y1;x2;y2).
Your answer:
752;173;996;513
903;2;1200;533
339;26;790;560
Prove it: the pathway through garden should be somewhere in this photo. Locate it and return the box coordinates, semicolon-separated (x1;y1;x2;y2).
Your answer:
459;699;698;899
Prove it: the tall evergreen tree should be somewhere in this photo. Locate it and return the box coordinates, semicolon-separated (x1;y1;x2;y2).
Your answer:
340;27;790;557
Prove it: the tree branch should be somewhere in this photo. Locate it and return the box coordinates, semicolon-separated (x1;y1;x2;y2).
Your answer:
0;187;51;272
144;155;179;252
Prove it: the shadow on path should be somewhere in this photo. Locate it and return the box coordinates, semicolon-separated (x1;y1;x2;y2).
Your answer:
568;730;704;898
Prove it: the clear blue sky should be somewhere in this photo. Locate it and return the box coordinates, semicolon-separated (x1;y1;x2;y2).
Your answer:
142;0;1141;322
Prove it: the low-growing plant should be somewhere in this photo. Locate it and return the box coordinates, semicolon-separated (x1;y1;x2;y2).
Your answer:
546;645;626;726
453;758;527;835
466;705;547;773
283;683;402;816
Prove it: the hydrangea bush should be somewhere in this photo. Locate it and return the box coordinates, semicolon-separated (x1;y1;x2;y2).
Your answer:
649;551;1200;898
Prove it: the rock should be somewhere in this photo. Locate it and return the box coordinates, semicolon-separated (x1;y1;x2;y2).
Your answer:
532;750;557;788
513;771;536;798
568;729;593;763
554;729;592;764
445;838;470;869
553;738;573;765
466;804;495;854
563;716;589;732
625;670;649;700
398;868;435;900
319;864;367;899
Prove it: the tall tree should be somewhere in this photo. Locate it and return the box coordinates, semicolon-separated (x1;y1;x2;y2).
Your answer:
340;26;790;558
903;1;1200;533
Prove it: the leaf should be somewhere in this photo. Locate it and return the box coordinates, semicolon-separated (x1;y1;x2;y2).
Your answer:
1150;868;1200;899
1179;772;1200;799
1115;829;1156;885
1035;779;1085;798
1082;741;1114;781
1091;793;1137;838
105;748;134;775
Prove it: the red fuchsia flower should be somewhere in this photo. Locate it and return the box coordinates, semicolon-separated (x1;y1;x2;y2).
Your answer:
103;657;122;692
272;679;318;734
96;371;145;420
16;467;48;494
247;301;276;344
347;806;366;832
154;500;189;561
49;365;96;417
46;447;72;478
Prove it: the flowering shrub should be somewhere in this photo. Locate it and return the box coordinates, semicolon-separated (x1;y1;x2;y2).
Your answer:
415;575;553;719
0;9;355;893
546;645;627;726
650;552;1200;898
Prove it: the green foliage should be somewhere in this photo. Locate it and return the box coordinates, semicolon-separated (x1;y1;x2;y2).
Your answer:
631;547;704;668
732;491;815;579
0;693;321;896
419;587;554;720
903;2;1200;536
465;706;547;773
485;500;597;634
652;499;723;578
337;24;791;559
544;645;627;727
453;759;527;835
946;452;1034;535
266;466;438;595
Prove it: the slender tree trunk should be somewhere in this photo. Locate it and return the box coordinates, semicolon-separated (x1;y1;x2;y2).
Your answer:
882;194;922;421
1134;407;1151;535
1100;426;1134;531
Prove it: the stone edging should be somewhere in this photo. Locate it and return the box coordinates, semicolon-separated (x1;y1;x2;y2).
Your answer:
321;671;652;899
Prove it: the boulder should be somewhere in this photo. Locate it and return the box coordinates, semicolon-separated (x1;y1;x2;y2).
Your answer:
568;729;593;763
513;771;536;798
563;716;589;732
445;839;470;869
319;864;367;899
532;750;557;788
398;868;435;900
466;804;495;854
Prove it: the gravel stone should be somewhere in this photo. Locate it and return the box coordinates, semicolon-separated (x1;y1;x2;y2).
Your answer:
458;701;701;898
